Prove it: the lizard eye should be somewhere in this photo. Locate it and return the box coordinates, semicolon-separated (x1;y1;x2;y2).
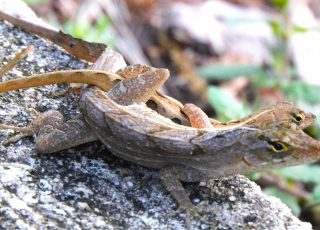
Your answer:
268;141;288;152
293;113;304;123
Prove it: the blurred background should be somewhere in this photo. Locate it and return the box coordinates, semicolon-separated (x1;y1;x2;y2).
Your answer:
24;0;320;228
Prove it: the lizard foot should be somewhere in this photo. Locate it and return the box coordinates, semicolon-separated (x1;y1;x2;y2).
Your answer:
168;201;216;229
0;123;35;145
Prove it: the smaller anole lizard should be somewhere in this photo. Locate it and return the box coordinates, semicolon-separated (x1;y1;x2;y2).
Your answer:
1;48;320;227
215;101;316;130
0;66;314;131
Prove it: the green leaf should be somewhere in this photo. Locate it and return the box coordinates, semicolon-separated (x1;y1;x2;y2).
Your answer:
269;20;284;38
197;64;263;81
282;81;320;103
263;187;301;215
312;184;320;201
62;16;115;46
271;0;289;10
273;165;320;184
247;172;262;181
292;26;309;34
23;0;47;4
250;72;276;88
315;119;320;138
208;86;251;121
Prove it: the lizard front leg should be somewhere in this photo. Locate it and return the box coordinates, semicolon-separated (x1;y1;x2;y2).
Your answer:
160;104;215;226
160;165;203;210
160;165;214;227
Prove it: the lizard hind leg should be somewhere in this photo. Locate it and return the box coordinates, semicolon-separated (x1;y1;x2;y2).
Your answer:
107;68;169;105
0;110;64;145
1;110;98;153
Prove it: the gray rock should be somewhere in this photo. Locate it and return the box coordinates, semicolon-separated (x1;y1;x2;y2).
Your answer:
0;1;312;229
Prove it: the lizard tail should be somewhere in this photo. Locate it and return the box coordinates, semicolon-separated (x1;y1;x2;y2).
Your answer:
0;70;123;93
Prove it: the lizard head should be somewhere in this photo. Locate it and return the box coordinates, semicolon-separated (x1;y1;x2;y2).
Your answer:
275;102;316;129
228;102;316;130
243;123;320;170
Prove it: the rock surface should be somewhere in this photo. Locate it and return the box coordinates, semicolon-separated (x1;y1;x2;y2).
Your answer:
0;1;313;229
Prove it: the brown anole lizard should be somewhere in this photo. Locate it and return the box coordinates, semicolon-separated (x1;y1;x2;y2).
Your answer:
1;47;320;226
78;49;320;218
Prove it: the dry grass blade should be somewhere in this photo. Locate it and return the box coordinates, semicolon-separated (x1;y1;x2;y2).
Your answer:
0;45;34;78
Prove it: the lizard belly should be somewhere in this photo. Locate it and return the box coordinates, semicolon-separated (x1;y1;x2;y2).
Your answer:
80;87;264;176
